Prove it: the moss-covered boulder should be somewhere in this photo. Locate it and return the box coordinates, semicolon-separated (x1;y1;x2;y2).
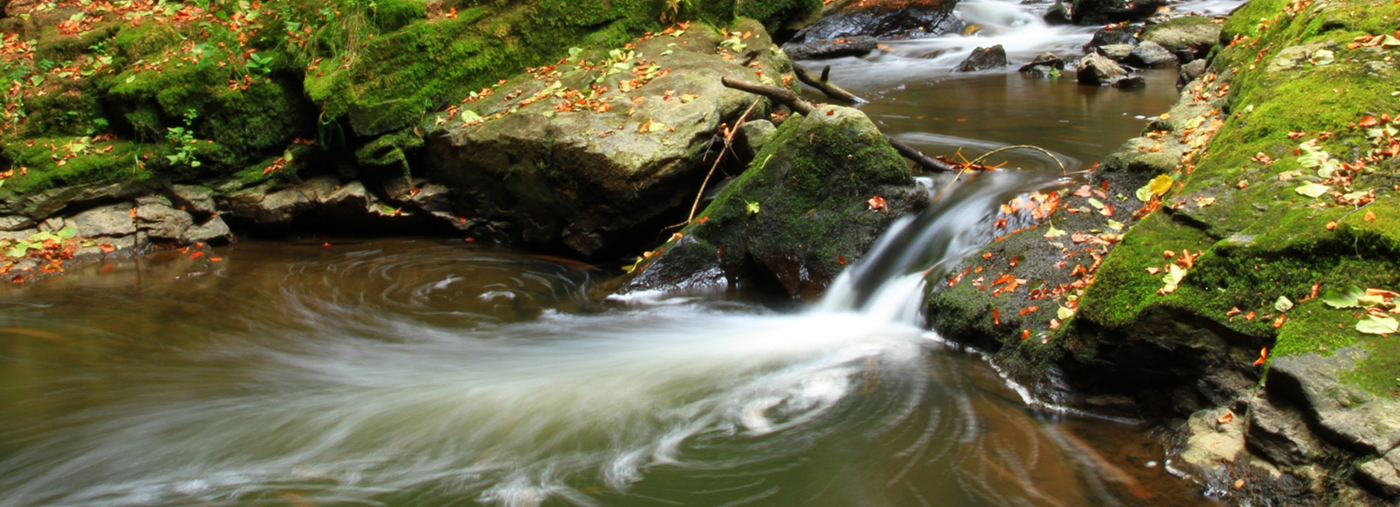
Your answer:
423;19;793;256
619;105;928;300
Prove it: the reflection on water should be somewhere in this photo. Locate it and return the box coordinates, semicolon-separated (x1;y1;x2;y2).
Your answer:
0;242;1212;507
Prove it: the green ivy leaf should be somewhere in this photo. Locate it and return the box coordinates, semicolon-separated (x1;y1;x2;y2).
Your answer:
745;201;760;215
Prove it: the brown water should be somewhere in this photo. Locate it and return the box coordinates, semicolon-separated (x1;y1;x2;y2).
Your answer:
0;9;1222;506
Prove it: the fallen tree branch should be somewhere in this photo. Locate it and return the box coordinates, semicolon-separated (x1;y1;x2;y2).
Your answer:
792;63;864;103
955;144;1067;182
720;76;958;173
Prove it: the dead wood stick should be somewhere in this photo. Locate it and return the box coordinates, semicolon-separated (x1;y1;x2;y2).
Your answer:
721;76;959;173
792;63;864;103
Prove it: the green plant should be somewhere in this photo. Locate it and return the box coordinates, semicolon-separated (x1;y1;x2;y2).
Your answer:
245;52;274;77
166;108;202;168
1;228;76;258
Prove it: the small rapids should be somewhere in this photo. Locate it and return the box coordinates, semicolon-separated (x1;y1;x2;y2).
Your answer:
0;0;1246;504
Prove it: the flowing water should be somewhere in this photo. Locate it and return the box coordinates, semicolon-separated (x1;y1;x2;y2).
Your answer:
0;2;1242;506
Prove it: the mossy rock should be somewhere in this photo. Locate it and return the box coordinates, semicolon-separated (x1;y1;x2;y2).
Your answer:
621;105;927;300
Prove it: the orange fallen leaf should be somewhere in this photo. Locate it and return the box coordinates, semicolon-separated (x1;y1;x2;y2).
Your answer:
1217;412;1234;425
1163;250;1176;259
1359;115;1380;127
1020;329;1030;340
1245;311;1256;321
1364;210;1377;222
1226;307;1242;317
189;251;204;259
993;308;1001;325
867;196;888;212
210;257;222;262
1072;185;1092;198
838;255;847;265
1272;314;1287;328
1253;347;1268;366
99;243;115;253
1326;221;1338;230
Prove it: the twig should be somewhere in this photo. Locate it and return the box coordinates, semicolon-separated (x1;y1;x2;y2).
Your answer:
720;76;959;173
955;145;1066;182
660;97;763;234
792;63;864;103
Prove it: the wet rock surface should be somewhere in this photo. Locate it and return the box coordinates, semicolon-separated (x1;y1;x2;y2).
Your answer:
1142;16;1223;59
1071;0;1165;25
1128;40;1177;68
782;35;879;60
954;45;1010;72
789;0;962;42
1077;53;1132;85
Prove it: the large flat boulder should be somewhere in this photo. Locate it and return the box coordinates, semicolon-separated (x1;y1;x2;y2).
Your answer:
424;20;792;256
789;0;961;42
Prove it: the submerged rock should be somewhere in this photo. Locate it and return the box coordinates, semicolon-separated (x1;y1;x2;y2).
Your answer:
782;35;879;60
425;20;792;256
1076;53;1131;85
1020;53;1067;78
618;106;928;300
954;45;1010;72
790;0;962;42
1084;25;1139;51
1043;2;1072;25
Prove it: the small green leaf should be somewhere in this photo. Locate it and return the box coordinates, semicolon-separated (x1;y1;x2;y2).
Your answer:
745;201;760;215
1295;182;1331;198
460;110;483;124
1043;224;1066;238
1357;316;1399;335
1275;296;1293;312
1087;198;1105;210
1106;219;1124;231
56;227;77;240
283;150;294;162
1324;285;1366;308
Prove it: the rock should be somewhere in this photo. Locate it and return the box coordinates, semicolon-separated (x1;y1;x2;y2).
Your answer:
133;201;194;240
1043;2;1072;25
1141;16;1222;58
1267;43;1332;73
1084;25;1138;51
1020;52;1066;72
740;120;779;152
38;216;65;232
182;216;232;244
1096;43;1135;61
169;184;217;215
1179;59;1208;87
618;106;928;300
0;215;35;231
954;45;1009;72
781;36;879;60
1180;407;1247;467
1112;75;1143;90
409;183;454;213
424;20;792;256
1356;451;1400;498
222;176;340;225
67;203;136;238
1269;347;1400;456
1077;53;1130;86
790;0;962;43
0;228;37;241
1071;0;1164;25
0;180;154;223
1247;396;1326;465
1128;40;1177;67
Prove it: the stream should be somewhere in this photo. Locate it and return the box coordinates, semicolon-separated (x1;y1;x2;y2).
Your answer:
0;1;1243;506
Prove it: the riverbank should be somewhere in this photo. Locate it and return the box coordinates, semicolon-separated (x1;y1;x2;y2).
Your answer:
924;0;1400;504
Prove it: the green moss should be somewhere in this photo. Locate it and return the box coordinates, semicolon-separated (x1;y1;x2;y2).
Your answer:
0;139;155;194
734;0;822;33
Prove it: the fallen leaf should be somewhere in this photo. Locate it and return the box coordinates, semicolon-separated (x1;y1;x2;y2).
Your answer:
1359;115;1380;127
1217;412;1233;424
1273;314;1287;328
1295;182;1331;198
1246;311;1256;321
838;255;847;265
99;243;115;253
1275;296;1293;312
1020;329;1029;340
867;195;888;212
746;201;760;215
1136;174;1173;202
993;308;1001;325
1324;285;1366;308
1326;221;1338;230
1254;347;1268;366
1357;315;1399;335
1365;210;1377;222
1072;185;1092;198
1227;307;1242;317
